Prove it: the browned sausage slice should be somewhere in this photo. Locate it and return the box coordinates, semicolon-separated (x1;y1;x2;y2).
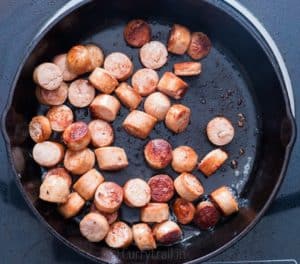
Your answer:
173;62;202;76
105;221;133;248
58;192;85;218
171;146;198;173
173;198;195;224
131;68;159;96
68;79;95;108
187;32;212;60
148;174;174;202
123;178;151;207
95;147;128;171
143;92;171;121
88;68;119;94
153;220;182;244
67;45;91;75
193;200;221;229
33;62;63;91
79;212;109;242
198;149;228;176
140;203;169;223
88;119;114;147
167;24;191;55
36;82;68;106
124;19;152;47
132;223;156;251
53;53;77;81
165;104;191;133
115;82;142;110
144;139;172;169
46;105;74;132
29;115;52;143
94;182;124;213
140;41;168;69
33;141;64;167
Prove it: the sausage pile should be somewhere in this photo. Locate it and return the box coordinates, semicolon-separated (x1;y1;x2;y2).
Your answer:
29;19;239;250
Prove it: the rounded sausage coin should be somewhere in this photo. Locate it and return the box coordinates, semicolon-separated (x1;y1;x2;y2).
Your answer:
36;82;68;106
140;41;168;69
29;115;52;143
165;104;191;133
144;92;171;121
46;105;73;132
123;178;151;207
132;223;156;250
171;146;198;173
63;122;91;151
167;24;191;55
187;32;212;60
131;68;159;96
86;44;104;71
148;174;174;202
68;79;95;108
193;200;220;229
173;198;195;224
105;221;133;248
33;141;64;167
67;45;91;75
53;53;77;81
153;220;182;244
58;192;85;218
124;19;151;47
115;82;142;110
88;119;114;147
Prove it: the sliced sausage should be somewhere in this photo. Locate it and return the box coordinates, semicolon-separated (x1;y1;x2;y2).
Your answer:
210;186;239;216
131;68;159;96
43;167;72;188
94;182;123;213
173;198;195;224
68;79;95;108
88;119;114;147
39;174;70;203
124;19;151;47
29;115;52;143
122;110;157;139
144;92;171;121
148;174;174;202
104;52;134;81
174;172;204;202
157;72;188;99
171;146;198;173
79;212;109;242
193;200;220;229
58;192;85;218
73;168;104;200
165;104;191;133
90;203;118;224
140;203;169;223
198;148;228;176
86;44;104;71
105;221;133;248
95;147;128;171
67;45;91;75
33;141;64;167
140;41;168;69
144;139;172;169
167;24;191;55
64;148;95;175
124;178;151;207
173;62;202;76
88;68;119;94
153;220;182;244
33;62;63;90
53;53;77;81
132;223;156;251
46;105;74;132
187;32;212;60
115;82;142;110
90;94;121;122
36;82;68;106
206;117;235;146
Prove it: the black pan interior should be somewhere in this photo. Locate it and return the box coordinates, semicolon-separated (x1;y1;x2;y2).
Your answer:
3;0;295;263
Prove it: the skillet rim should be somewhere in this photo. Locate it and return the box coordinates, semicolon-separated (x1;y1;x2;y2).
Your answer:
0;0;296;263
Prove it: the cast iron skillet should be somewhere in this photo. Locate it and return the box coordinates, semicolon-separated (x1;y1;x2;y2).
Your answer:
1;0;296;263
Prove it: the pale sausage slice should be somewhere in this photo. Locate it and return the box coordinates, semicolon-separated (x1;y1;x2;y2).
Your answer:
115;82;142;110
187;32;212;60
198;149;228;176
173;62;202;76
33;62;63;91
86;44;104;71
46;105;74;132
79;212;109;242
105;221;133;248
73;168;104;200
88;119;114;147
173;198;195;225
140;203;169;223
165;104;191;133
68;79;95;108
124;19;152;48
132;223;156;251
88;68;119;94
140;41;168;69
29;115;52;143
123;178;151;207
174;172;204;202
36;82;68;106
94;182;124;213
122;110;157;139
206;117;235;146
104;52;133;81
64;148;95;175
90;94;121;122
67;45;91;75
95;147;128;171
33;141;64;167
62;122;91;151
171;146;198;173
131;68;159;96
144;92;171;121
153;220;182;244
58;192;85;218
157;72;188;99
210;186;239;216
90;203;119;224
53;53;77;81
43;167;72;188
167;24;191;55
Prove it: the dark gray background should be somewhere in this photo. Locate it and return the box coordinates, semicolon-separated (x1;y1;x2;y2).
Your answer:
0;0;299;263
